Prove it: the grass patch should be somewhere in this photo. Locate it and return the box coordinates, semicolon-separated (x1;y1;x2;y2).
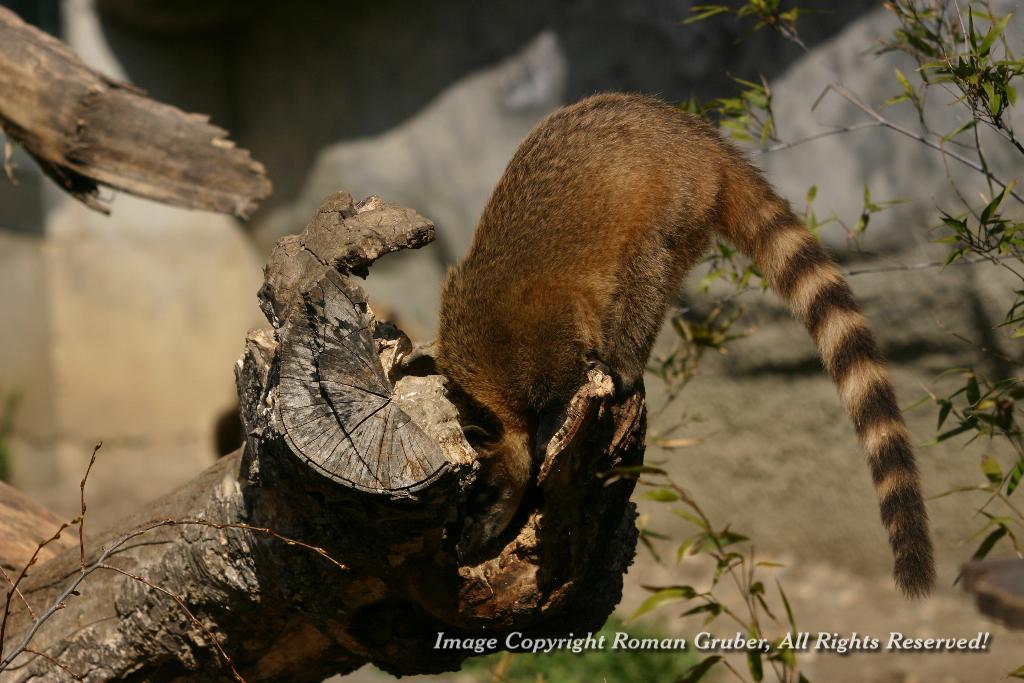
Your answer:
460;616;701;683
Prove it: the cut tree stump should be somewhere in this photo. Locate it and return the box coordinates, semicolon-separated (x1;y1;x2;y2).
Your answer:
0;5;271;217
0;191;646;681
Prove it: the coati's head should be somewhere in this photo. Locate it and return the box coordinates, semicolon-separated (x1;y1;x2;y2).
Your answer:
457;427;534;560
443;380;536;561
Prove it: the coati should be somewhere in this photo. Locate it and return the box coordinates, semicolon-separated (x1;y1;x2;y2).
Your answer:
437;93;934;597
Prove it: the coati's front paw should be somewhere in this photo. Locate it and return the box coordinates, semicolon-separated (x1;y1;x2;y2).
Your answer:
585;351;634;397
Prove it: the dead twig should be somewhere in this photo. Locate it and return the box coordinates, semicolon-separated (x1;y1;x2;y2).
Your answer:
79;442;100;573
97;564;244;683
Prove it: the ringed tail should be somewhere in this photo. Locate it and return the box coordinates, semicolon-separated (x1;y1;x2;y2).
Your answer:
716;160;935;598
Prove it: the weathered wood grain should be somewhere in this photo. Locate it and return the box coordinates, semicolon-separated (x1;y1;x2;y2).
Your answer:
277;268;447;493
1;192;644;681
0;5;270;217
259;191;435;327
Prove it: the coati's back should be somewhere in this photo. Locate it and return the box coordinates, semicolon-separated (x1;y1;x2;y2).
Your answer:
438;93;934;597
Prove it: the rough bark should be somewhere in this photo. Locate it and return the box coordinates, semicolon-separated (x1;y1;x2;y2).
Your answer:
0;5;271;218
1;192;645;681
963;559;1024;630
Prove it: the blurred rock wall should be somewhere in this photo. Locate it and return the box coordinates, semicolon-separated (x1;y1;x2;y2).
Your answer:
0;0;882;524
1;1;1023;679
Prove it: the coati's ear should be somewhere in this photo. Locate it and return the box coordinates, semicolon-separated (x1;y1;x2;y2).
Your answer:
462;424;495;448
444;380;504;446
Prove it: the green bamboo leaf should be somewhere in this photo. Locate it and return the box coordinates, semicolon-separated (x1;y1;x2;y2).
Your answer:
971;526;1007;561
629;586;696;622
774;646;797;667
744;90;768;108
894;66;915;96
981;187;1007;224
748;649;764;682
777;579;798;633
676;536;699;563
1007;460;1023;496
732;77;764;90
981;454;1003;485
985;83;1002;117
941;119;977;142
930;485;989;500
682;602;723;623
716;530;750;546
937;399;953;429
673;508;711;531
978;13;1012;54
943;248;965;266
675;655;722;683
606;464;667;476
966;376;980;405
755;593;778;622
940;214;967;231
699;271;722;291
641;527;671;540
935;418;978;442
975;412;1001;426
643;488;680;502
683;5;731;24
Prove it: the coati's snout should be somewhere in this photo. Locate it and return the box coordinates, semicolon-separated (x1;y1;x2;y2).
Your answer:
455;426;534;562
440;379;536;560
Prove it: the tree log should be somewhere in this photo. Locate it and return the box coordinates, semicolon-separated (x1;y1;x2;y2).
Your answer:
0;5;271;218
0;192;645;681
963;559;1024;630
0;483;75;573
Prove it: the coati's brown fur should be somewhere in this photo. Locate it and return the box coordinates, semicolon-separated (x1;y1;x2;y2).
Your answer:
437;93;934;597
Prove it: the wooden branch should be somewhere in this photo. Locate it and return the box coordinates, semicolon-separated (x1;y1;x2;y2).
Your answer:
0;6;271;218
963;559;1024;630
0;483;75;573
1;192;645;681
